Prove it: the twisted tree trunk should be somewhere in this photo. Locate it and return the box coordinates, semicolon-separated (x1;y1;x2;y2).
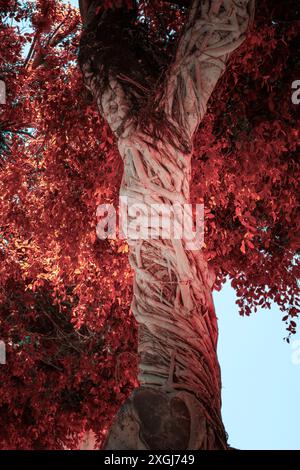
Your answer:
79;0;254;450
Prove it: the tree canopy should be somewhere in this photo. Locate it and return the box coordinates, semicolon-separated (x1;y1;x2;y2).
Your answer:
0;0;299;449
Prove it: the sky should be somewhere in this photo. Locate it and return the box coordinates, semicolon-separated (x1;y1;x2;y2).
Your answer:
215;283;300;450
20;0;300;450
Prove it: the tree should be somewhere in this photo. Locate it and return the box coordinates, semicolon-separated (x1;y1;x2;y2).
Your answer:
78;0;255;450
0;0;299;450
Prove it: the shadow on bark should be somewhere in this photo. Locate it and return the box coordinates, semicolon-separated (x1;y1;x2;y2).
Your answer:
104;387;227;450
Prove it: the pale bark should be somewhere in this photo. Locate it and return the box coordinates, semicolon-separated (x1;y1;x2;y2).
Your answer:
79;0;254;450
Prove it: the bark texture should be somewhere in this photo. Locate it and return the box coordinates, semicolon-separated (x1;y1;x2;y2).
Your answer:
79;0;254;450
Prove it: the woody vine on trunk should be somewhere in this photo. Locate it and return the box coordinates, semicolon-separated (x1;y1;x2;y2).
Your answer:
78;0;254;450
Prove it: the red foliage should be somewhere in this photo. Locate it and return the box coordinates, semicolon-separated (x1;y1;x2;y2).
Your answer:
0;0;299;448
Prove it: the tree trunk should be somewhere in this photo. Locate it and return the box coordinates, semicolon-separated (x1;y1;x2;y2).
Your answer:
103;128;226;449
78;0;254;450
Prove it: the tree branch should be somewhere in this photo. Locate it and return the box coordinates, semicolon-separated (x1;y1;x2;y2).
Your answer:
162;0;255;139
79;1;160;137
